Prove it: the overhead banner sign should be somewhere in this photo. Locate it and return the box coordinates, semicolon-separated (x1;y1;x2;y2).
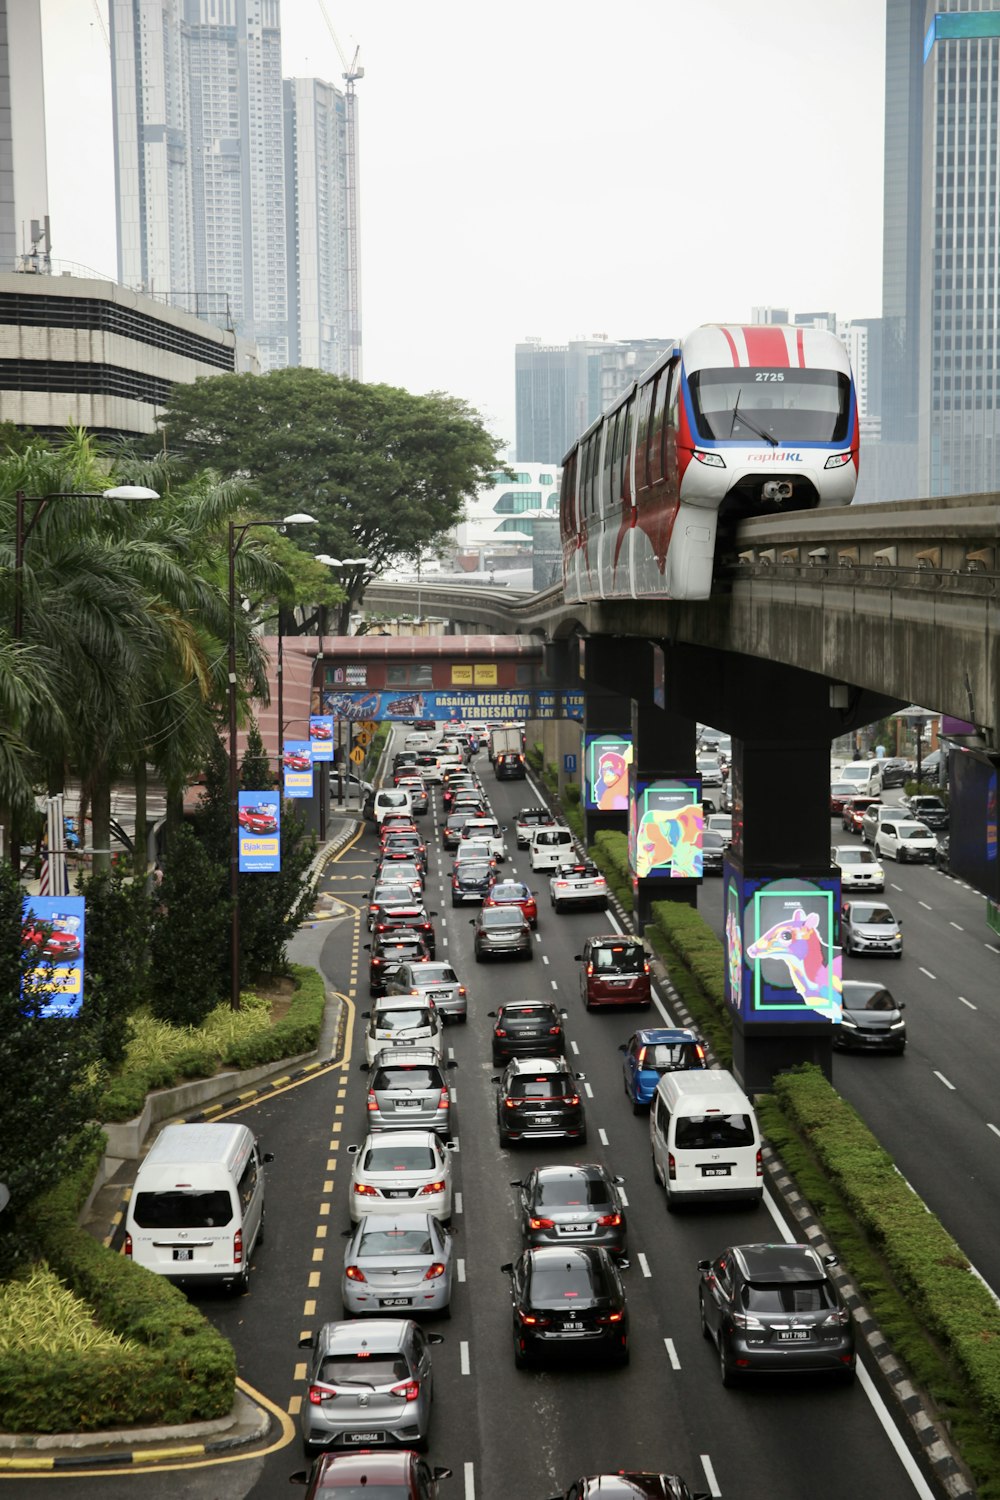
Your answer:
238;792;281;872
22;895;86;1018
309;715;335;761
320;689;585;722
282;740;314;798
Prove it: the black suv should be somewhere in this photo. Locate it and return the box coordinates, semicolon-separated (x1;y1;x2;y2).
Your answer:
488;1000;568;1065
365;931;430;996
501;1246;628;1367
494;1057;587;1146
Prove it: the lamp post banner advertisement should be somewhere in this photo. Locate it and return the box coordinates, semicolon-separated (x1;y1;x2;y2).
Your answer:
282;739;314;798
21;895;86;1017
238;793;281;872
308;715;335;761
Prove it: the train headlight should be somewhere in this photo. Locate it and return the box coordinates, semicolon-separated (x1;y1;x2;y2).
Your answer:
824;451;853;469
692;449;726;468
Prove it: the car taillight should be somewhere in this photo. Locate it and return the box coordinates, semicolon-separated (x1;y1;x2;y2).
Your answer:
564;1094;580;1107
505;1097;522;1109
458;986;467;996
517;1309;550;1327
642;959;650;975
529;1216;555;1229
730;1311;764;1330
586;962;593;975
124;1233;132;1258
345;1265;367;1282
596;1212;622;1227
366;1090;378;1111
308;1384;337;1405
595;877;606;886
756;1148;763;1178
636;1046;647;1064
438;1089;450;1107
557;881;568;889
494;1027;506;1037
695;1043;706;1062
548;1026;561;1035
423;1263;446;1281
420;1180;446;1195
354;1183;378;1197
596;1310;624;1323
668;1152;676;1180
823;1307;851;1326
372;957;383;966
233;1228;243;1265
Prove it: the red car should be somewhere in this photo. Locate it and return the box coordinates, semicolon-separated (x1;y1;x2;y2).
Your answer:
483;879;538;929
829;780;856;816
238;805;278;834
283;749;311;771
308;722;332;740
842;795;881;835
22;921;81;963
290;1450;452;1499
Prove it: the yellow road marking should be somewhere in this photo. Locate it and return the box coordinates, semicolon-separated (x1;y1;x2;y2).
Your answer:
316;1225;327;1239
288;1395;302;1416
319;1201;330;1216
294;1362;307;1381
308;1271;321;1288
304;1299;316;1317
312;1248;324;1262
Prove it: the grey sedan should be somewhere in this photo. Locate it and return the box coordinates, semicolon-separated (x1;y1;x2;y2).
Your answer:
385;961;468;1022
512;1163;628;1260
471;905;533;961
341;1213;454;1317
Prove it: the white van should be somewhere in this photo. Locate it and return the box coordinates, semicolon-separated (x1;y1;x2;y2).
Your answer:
649;1070;762;1210
529;825;575;871
373;788;413;824
124;1123;272;1291
833;759;882;797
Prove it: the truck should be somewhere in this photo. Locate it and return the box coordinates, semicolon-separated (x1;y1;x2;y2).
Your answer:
490;725;526;780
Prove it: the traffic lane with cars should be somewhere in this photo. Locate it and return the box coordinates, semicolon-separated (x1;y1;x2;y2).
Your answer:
700;825;1000;1300
433;764;925;1499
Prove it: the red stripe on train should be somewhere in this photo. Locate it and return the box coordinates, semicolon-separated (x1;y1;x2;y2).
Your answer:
741;326;790;367
720;328;739;365
796;328;806;368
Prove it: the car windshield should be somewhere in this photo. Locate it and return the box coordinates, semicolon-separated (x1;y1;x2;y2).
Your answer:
318;1354;408;1388
373;1066;441;1090
703;832;726;850
419;965;457;983
520;810;550;824
898;823;930;838
843;986;897;1013
644;1043;696;1069
491;883;529;900
536;1177;609;1206
482;908;522;927
508;1075;575;1099
358;1227;435;1256
364;1146;438;1171
744;1281;834;1314
374;1008;434;1031
529;1260;602;1301
459;863;493;880
674;1113;754;1149
132;1190;234;1229
689;366;851;443
851;906;895;926
837;849;876;865
840;766;870;783
592;945;644;973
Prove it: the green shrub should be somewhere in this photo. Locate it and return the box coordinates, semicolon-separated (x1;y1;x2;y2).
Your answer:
589;829;631;907
564;782;581;806
222;965;326;1070
0;1143;235;1432
526;741;544;773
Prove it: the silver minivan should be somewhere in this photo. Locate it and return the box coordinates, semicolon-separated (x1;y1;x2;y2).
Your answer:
364;1047;455;1136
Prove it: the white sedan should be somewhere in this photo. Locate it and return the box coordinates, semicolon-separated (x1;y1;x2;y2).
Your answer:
549;860;609;912
363;997;443;1065
346;1131;455;1223
831;844;885;893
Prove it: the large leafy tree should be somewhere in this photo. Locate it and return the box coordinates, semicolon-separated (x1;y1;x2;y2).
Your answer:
155;368;507;630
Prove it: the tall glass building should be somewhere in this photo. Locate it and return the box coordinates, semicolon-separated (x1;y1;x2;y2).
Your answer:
882;0;1000;496
283;78;350;375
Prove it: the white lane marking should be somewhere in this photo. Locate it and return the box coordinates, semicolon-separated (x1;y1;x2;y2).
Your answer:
918;900;932;911
447;1045;455;1060
570;1039;580;1055
457;1258;466;1282
550;979;558;991
700;1455;721;1498
958;995;977;1010
618;1187;629;1206
442;937;449;948
638;1252;651;1278
950;921;964;931
762;1186;936;1498
450;1084;457;1101
455;1191;463;1215
988;1124;1000;1141
919;967;935;980
464;1462;475;1500
460;1340;470;1375
598;1127;609;1145
933;1070;956;1091
451;1136;460;1152
890;882;902;891
583;1080;594;1098
664;1337;681;1369
987;942;1000;953
534;931;542;943
542;954;550;965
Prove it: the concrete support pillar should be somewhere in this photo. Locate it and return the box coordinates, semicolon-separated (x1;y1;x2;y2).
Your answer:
630;696;698;931
582;686;632;849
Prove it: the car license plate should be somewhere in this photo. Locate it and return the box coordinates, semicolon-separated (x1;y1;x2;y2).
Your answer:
532;1116;554;1125
777;1329;811;1342
388;1189;412;1198
392;1038;415;1045
558;1223;591;1234
172;1247;192;1261
380;1297;412;1307
396;1101;421;1110
345;1432;384;1444
701;1165;731;1177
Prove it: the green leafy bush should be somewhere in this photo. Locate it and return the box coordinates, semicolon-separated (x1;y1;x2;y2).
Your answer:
564;782;581;806
0;1143;234;1432
223;966;326;1069
589;829;631;907
526;741;544;773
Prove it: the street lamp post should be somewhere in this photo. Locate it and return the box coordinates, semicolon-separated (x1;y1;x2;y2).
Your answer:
228;513;314;1012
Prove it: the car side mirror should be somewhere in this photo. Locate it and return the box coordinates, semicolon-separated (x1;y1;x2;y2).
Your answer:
358;1061;369;1071
490;1076;500;1085
487;1010;496;1018
361;1010;371;1019
263;1152;275;1164
289;1472;309;1486
899;1001;906;1010
426;1332;445;1345
560;1009;568;1019
363;944;371;952
614;1175;625;1185
444;1140;457;1150
500;1262;514;1274
823;1253;840;1268
509;1179;524;1188
617;1043;627;1054
347;1144;360;1155
469;919;475;926
297;1334;315;1349
575;1072;587;1081
574;954;583;962
433;1470;454;1483
697;1259;711;1272
446;1058;458;1069
429;911;438;917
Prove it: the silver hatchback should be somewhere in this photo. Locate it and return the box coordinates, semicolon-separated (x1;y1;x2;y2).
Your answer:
365;1048;455;1136
298;1318;443;1456
385;961;468;1023
341;1213;454;1317
471;905;533;961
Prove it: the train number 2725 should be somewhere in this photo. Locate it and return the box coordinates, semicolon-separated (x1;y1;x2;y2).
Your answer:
755;371;785;382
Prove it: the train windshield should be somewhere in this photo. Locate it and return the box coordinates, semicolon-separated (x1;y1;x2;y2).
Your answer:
688;368;852;444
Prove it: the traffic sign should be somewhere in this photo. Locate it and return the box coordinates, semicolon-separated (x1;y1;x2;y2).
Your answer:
563;753;577;773
355;729;373;747
349;746;366;765
359;720;376;733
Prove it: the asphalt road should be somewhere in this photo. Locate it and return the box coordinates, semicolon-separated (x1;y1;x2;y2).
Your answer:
17;745;948;1499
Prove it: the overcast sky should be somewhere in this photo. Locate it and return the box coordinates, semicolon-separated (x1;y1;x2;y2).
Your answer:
41;0;886;454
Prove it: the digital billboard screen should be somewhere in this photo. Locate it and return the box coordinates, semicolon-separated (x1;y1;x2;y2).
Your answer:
583;733;632;811
628;778;703;879
948;748;999;901
724;867;842;1024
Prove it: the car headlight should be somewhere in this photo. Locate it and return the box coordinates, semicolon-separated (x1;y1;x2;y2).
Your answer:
692;448;726;468
840;1014;858;1029
824;451;854;469
889;1020;905;1030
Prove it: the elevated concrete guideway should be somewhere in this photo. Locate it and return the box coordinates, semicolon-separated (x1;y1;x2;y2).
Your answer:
365;493;1000;739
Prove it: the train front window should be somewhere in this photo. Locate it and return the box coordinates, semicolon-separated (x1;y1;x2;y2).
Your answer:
688;368;851;444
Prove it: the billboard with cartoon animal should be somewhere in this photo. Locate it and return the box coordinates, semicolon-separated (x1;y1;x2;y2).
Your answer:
628;778;703;879
724;867;842;1024
584;733;633;811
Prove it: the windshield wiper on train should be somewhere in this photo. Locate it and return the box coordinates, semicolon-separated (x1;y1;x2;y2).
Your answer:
728;392;778;447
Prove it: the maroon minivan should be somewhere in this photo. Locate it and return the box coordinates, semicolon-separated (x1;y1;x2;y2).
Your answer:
576;935;651;1010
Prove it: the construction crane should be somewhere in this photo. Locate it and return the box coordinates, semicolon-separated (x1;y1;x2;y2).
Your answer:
316;2;363;380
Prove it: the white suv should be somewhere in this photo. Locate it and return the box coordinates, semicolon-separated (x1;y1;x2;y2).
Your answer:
875;819;937;865
458;817;507;863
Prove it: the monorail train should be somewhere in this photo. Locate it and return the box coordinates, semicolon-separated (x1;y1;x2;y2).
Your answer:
559;323;859;603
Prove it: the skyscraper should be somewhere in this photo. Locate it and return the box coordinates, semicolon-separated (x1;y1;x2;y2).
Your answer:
0;0;50;272
283;78;350;374
881;0;1000;496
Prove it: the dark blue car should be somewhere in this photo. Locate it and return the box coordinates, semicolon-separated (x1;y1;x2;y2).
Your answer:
618;1028;707;1113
